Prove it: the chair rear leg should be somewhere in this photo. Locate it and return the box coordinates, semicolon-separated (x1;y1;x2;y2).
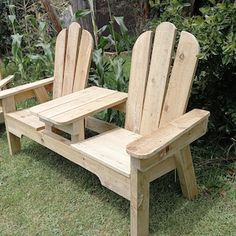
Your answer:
7;131;21;155
130;161;150;236
175;145;198;200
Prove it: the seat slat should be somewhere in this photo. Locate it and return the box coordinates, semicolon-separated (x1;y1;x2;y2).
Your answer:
140;22;177;135
72;128;141;176
159;31;200;127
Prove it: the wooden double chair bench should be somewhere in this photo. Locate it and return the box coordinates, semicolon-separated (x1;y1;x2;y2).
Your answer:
0;22;209;235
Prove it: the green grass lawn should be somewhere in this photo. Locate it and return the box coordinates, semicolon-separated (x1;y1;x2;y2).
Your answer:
0;124;235;235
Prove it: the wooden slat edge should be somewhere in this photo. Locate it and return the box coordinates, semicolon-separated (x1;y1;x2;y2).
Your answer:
0;77;54;99
0;75;14;89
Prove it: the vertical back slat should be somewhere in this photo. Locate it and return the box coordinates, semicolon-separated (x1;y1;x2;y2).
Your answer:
159;31;200;127
140;22;176;135
62;22;82;96
125;31;153;133
53;29;67;98
73;30;94;92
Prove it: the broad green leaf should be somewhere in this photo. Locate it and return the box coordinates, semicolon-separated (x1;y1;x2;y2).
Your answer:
75;9;91;20
113;16;128;35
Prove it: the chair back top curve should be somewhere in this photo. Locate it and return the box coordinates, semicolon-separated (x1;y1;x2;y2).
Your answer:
125;22;200;135
53;22;94;99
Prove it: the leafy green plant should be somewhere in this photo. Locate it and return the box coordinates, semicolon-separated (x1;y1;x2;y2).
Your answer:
89;49;129;126
5;1;55;84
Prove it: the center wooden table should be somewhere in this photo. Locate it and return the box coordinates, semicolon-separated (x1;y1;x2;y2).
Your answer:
30;86;128;142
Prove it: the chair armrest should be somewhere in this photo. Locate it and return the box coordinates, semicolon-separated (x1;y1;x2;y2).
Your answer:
0;77;54;100
126;109;210;160
0;75;14;89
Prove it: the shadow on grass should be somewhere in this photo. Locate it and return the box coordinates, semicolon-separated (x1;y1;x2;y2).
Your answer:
1;124;234;235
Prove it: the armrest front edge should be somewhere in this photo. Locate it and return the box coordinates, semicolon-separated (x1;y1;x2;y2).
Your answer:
126;109;210;161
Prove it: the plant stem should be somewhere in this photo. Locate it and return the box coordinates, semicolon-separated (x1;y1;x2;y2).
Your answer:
107;0;118;54
88;0;98;48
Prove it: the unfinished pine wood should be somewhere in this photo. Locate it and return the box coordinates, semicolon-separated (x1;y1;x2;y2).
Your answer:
31;86;102;115
49;92;127;125
34;87;115;119
53;24;93;98
0;75;14;123
160;31;200;126
53;28;67;98
140;22;177;135
6;109;45;131
30;87;127;125
86;116;117;133
125;31;153;133
34;87;50;103
175;146;198;199
72;128;141;176
132;117;208;172
41;130;131;199
71;120;85;142
62;23;82;95
0;107;4;123
130;158;150;236
2;96;21;155
0;77;54;100
127;109;209;159
0;75;14;90
144;157;176;182
73;30;93;92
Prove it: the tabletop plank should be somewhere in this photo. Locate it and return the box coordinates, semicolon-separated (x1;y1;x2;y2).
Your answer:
30;86;107;115
47;92;127;125
30;86;128;126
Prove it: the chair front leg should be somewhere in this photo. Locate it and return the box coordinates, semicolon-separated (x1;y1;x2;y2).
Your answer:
2;96;21;155
130;157;150;236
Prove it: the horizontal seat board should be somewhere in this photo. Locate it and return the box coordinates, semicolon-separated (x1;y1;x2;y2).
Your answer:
72;128;141;176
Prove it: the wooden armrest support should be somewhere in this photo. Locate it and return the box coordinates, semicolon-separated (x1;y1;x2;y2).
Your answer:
0;75;14;89
127;109;210;160
0;77;54;100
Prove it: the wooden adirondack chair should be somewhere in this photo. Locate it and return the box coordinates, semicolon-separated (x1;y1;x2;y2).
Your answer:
0;22;93;153
0;74;14;123
0;22;209;236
